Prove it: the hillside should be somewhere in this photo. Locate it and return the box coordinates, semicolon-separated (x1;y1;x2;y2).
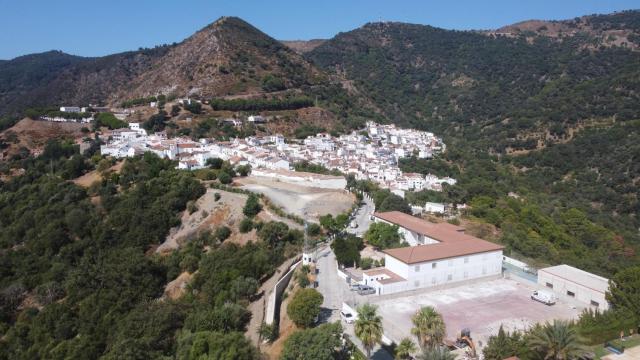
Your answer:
308;12;640;153
308;11;640;275
490;10;640;50
0;48;172;118
122;17;324;100
0;17;324;118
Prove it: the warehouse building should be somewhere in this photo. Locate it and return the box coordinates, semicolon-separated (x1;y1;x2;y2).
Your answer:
363;212;504;295
537;264;610;310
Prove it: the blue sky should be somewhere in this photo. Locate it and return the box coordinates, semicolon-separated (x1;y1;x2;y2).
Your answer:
0;0;638;59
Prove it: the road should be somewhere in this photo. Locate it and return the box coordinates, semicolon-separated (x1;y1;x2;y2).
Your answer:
316;245;393;360
346;194;375;237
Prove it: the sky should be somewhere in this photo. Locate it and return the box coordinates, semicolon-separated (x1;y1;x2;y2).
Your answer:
0;0;638;59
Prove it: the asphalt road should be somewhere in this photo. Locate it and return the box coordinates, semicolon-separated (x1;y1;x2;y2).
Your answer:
316;245;393;360
346;194;374;237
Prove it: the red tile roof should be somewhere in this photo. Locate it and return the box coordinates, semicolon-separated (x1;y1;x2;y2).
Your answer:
375;211;503;264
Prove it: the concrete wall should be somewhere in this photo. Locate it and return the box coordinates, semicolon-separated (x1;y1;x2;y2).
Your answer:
265;260;301;325
376;250;503;295
251;169;346;190
537;270;609;310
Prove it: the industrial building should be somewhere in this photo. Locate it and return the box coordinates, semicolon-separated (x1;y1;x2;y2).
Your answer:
537;264;610;310
363;212;504;295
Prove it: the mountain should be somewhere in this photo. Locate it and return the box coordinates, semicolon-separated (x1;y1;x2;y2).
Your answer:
308;12;640;153
307;11;640;274
490;10;640;50
0;47;171;117
0;17;323;118
121;17;323;100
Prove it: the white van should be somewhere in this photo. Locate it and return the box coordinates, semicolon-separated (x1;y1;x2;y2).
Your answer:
531;290;556;305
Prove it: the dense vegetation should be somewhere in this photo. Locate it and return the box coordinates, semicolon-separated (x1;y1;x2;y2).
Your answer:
0;144;301;359
210;96;314;111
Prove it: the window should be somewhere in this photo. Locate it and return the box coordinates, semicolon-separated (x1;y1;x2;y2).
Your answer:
448;260;453;267
431;277;436;284
464;257;469;264
482;266;487;275
447;274;452;281
463;271;468;279
567;291;575;297
414;280;420;287
432;263;437;269
415;265;420;272
546;282;553;289
591;300;600;307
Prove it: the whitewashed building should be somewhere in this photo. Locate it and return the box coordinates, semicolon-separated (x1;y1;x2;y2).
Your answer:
538;264;610;310
363;212;504;295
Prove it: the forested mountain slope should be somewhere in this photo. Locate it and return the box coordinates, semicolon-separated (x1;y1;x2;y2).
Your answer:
308;11;640;275
308;11;640;153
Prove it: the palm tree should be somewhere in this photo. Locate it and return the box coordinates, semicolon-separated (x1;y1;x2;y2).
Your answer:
355;303;383;359
527;320;588;360
411;306;446;349
417;346;456;360
396;337;417;359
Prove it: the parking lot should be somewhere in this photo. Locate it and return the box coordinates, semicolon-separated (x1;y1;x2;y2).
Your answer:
370;278;585;348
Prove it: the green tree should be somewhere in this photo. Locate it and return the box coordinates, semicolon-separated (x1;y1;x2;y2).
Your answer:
243;194;262;217
606;266;640;318
176;331;260;360
206;157;224;169
239;218;254;233
236;164;251;177
218;171;232;184
355;303;383;358
527;320;588;360
378;193;411;213
364;222;404;249
170;104;181;117
280;322;343;360
396;337;417;359
483;325;528;360
417;346;456;360
331;234;362;267
214;226;232;242
258;221;290;247
411;306;446;349
287;288;324;328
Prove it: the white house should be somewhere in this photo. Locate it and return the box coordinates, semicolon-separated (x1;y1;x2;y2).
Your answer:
424;202;446;214
537;264;610;310
364;212;504;295
248;115;266;123
60;106;81;113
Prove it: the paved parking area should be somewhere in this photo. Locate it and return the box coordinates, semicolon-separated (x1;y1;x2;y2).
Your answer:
370;278;585;347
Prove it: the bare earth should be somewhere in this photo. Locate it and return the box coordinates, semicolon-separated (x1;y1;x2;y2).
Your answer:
162;271;193;300
156;188;254;253
73;161;124;187
236;175;354;221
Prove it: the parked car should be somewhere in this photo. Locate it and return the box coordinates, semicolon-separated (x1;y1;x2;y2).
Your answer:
350;220;358;228
340;311;355;324
357;286;376;295
350;284;363;291
531;290;556;305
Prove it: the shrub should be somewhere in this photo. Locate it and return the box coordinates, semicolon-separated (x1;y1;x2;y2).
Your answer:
214;226;232;242
218;171;232;184
287;288;323;328
243;194;262;217
239;218;254;233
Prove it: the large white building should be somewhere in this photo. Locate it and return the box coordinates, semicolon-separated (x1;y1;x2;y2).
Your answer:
363;212;504;295
537;264;610;310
